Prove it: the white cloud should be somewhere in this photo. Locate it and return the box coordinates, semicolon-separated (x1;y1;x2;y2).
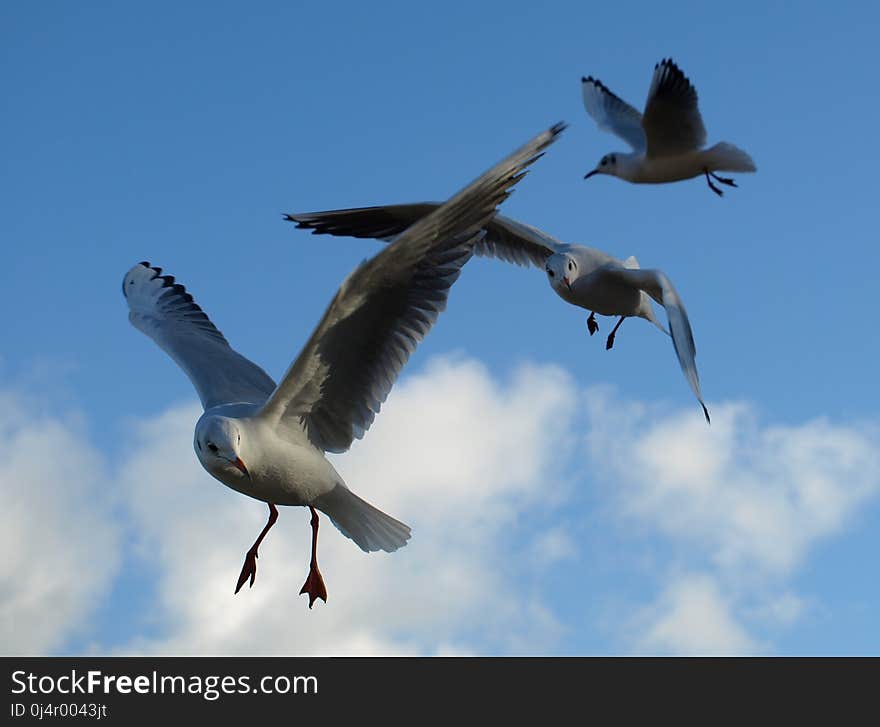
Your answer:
584;389;880;653
114;357;579;655
7;357;878;656
0;391;122;654
633;574;759;655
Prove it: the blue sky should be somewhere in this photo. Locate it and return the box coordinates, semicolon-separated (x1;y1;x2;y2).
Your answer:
2;1;879;655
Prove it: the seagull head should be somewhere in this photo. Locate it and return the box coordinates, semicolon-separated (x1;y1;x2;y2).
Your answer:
545;253;579;294
194;415;249;479
584;152;622;180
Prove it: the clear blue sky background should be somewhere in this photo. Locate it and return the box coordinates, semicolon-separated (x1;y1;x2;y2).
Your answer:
2;1;878;654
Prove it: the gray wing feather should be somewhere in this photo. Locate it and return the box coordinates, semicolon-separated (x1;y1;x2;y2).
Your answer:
581;76;647;152
286;205;560;270
598;265;709;422
122;262;276;410
262;123;566;452
642;59;707;157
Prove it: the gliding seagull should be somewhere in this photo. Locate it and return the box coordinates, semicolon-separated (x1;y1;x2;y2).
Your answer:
581;58;756;196
122;122;565;607
286;203;710;422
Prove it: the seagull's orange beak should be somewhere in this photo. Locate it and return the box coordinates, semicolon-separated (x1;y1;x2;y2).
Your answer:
562;277;572;291
233;456;250;478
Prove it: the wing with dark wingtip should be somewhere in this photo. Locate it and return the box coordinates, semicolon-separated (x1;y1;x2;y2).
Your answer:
581;75;647;152
598;265;709;422
286;206;560;269
122;262;276;409
641;58;707;157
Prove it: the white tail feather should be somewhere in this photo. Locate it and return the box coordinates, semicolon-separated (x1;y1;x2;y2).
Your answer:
707;142;757;173
314;484;411;553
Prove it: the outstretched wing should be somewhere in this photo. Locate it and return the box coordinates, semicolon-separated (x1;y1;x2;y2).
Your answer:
259;123;566;452
286;205;561;269
598;265;709;422
581;75;647;152
641;58;707;157
122;262;276;410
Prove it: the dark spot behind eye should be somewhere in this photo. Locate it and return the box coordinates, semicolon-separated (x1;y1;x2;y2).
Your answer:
197;441;202;451
548;270;555;278
207;442;218;454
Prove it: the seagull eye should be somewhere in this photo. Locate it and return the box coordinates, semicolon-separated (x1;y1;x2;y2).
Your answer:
568;261;574;271
601;158;607;166
207;442;218;454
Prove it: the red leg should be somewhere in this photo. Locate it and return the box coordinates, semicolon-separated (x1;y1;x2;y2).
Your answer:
235;503;278;594
299;506;328;609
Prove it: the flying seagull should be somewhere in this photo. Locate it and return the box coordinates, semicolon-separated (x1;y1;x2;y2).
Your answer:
122;122;565;608
286;203;710;423
581;58;756;196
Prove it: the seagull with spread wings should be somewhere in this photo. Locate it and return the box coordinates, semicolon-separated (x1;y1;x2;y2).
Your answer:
581;58;756;195
122;123;565;607
286;203;710;423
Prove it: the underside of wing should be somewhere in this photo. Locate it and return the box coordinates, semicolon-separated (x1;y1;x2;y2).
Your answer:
581;75;647;152
599;265;709;422
642;58;708;157
267;233;475;452
264;123;566;452
287;205;559;269
122;262;276;410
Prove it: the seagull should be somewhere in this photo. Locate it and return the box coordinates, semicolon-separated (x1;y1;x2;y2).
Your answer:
581;58;756;196
286;203;710;423
122;122;566;607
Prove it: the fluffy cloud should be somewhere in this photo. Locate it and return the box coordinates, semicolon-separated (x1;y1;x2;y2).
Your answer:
632;573;759;655
584;389;880;653
6;358;879;656
0;391;122;654
114;356;579;655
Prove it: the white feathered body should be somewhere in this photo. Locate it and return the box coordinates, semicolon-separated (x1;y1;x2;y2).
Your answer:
553;246;665;331
195;404;340;506
616;143;757;184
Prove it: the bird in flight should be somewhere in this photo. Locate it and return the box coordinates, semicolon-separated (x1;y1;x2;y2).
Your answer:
581;58;756;196
121;122;565;608
286;202;710;423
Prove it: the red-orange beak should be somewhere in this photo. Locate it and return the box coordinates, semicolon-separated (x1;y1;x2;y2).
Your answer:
233;456;250;478
562;277;572;291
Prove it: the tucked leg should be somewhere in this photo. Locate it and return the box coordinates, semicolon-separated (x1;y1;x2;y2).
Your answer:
605;316;627;350
299;506;328;609
709;170;738;187
587;312;599;336
704;169;723;196
235;503;278;594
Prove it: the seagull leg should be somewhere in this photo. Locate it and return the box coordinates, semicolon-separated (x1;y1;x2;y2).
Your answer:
709;171;738;187
235;503;278;594
299;506;328;609
587;312;599;336
703;169;723;197
606;316;626;350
